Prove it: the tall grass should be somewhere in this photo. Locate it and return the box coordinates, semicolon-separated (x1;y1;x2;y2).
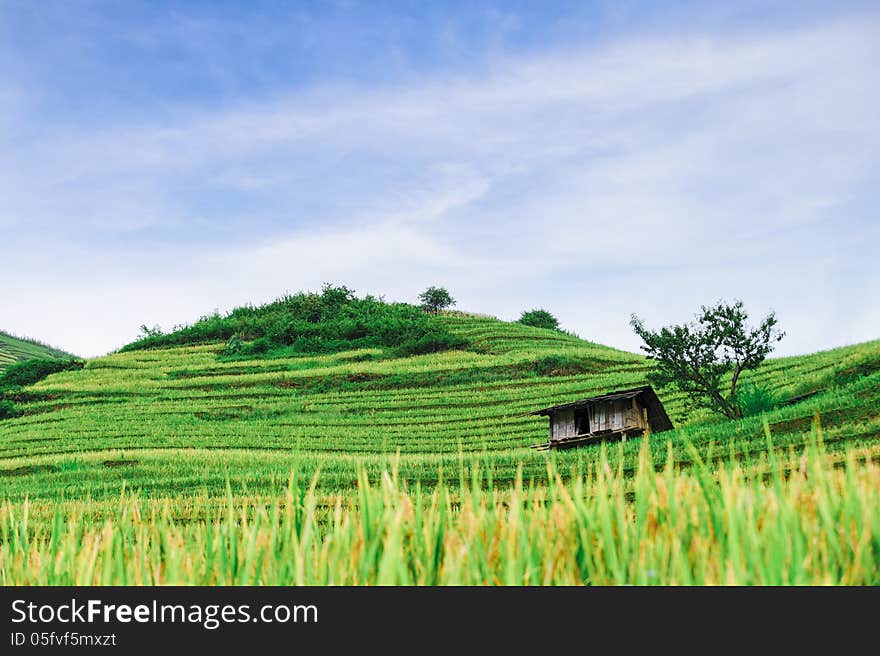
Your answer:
2;428;877;585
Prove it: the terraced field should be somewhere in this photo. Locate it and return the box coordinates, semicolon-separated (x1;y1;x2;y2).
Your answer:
1;312;879;584
0;330;73;370
1;313;879;507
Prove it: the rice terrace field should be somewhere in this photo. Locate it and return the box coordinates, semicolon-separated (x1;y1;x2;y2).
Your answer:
1;303;880;585
0;331;73;371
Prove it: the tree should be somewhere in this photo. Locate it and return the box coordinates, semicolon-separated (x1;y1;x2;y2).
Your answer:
418;287;456;314
630;300;784;420
320;283;356;308
517;308;559;330
138;324;164;339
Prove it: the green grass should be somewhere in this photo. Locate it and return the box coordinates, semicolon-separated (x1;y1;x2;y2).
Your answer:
2;431;877;585
0;330;74;371
1;311;879;584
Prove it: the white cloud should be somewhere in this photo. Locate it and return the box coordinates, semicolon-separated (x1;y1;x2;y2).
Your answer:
2;15;879;357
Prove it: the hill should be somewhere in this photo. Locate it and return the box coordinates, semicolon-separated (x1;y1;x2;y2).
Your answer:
1;299;879;584
1;308;879;502
0;330;74;370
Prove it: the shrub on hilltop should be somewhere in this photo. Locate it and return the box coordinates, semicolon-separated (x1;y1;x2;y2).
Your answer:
122;285;469;358
517;309;560;331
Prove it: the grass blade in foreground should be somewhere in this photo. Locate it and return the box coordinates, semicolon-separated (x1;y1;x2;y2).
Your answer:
2;432;878;585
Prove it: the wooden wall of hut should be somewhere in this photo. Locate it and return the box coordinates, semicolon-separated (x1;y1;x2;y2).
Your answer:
550;399;647;442
550;409;576;441
589;399;646;433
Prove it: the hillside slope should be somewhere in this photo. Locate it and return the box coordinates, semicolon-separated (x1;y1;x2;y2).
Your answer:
0;330;74;370
1;312;879;504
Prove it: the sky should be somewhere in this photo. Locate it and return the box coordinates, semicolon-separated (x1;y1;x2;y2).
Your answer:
1;0;878;358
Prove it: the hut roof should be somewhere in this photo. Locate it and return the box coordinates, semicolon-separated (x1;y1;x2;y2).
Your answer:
529;385;674;432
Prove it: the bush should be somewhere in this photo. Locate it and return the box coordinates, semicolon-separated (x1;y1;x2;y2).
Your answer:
224;336;245;356
394;331;469;357
0;358;85;389
735;382;778;417
518;309;560;330
248;337;272;355
125;285;470;360
0;400;22;420
531;355;589;376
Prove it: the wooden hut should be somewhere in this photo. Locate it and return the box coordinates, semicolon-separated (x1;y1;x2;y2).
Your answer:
529;386;673;451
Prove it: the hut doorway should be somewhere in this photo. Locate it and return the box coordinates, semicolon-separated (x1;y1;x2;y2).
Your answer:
574;409;590;436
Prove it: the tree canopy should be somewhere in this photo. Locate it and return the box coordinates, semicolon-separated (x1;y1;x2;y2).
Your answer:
630;300;784;419
418;287;456;314
517;309;560;331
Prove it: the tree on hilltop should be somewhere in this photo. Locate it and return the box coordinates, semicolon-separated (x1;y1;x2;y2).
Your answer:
419;287;456;314
518;309;560;331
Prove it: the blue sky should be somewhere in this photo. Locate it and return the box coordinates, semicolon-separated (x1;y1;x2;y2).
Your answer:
2;1;878;357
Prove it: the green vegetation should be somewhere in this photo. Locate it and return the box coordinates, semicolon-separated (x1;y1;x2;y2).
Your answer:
0;359;85;420
1;310;878;497
0;330;74;371
631;300;785;419
0;358;85;390
418;286;456;314
0;302;878;585
123;285;467;359
0;401;21;421
2;433;877;585
0;335;82;419
734;382;778;417
517;308;560;331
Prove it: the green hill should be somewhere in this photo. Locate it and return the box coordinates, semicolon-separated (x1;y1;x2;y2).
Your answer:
1;308;878;503
0;330;74;370
1;297;879;584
